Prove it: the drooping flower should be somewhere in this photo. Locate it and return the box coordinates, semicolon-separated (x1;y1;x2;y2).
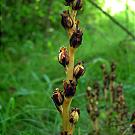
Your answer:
61;10;74;29
58;47;69;67
63;80;76;97
52;88;64;106
70;26;83;48
73;61;85;80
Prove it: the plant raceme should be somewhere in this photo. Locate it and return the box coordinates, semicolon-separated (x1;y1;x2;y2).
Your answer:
52;0;84;135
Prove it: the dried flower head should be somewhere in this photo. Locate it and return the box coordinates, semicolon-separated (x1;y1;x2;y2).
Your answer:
70;26;83;48
63;80;77;97
61;10;74;29
69;108;80;124
58;47;69;67
74;61;85;80
72;0;83;10
52;88;64;106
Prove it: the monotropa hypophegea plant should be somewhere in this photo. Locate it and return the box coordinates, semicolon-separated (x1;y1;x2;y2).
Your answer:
52;0;85;135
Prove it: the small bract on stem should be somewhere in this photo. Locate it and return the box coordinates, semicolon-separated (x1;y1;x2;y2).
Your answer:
52;0;85;134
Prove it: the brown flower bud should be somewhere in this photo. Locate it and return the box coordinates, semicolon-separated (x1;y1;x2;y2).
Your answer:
52;88;64;106
72;0;83;10
69;108;80;124
63;80;76;97
74;61;85;80
61;10;73;29
70;26;83;48
58;47;69;67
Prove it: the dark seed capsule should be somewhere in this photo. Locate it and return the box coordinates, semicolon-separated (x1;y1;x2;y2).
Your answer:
70;27;83;48
72;0;83;10
74;61;85;80
58;47;69;67
52;88;64;106
61;10;73;29
63;80;76;97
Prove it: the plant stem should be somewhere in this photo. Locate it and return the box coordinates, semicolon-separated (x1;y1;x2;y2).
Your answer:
62;97;72;134
62;47;75;134
67;47;75;81
62;9;77;135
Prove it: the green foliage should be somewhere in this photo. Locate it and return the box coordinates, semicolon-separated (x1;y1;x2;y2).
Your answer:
0;0;135;135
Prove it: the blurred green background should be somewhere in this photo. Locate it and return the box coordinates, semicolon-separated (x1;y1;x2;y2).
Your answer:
0;0;135;135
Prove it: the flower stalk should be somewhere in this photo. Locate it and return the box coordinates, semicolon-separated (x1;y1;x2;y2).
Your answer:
86;85;100;135
52;0;84;134
86;63;129;134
